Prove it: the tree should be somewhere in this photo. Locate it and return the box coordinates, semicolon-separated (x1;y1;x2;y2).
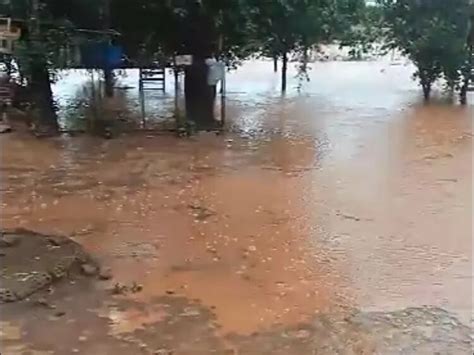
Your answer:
460;13;474;105
112;0;253;69
5;0;103;132
335;1;384;60
16;0;62;132
246;0;341;92
112;0;253;129
111;0;175;66
379;0;472;101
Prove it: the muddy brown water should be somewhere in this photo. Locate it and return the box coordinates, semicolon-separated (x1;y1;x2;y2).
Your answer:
0;60;472;353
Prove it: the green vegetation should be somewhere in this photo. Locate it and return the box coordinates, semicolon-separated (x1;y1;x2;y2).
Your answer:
1;0;473;132
379;0;472;101
2;0;105;131
246;0;342;91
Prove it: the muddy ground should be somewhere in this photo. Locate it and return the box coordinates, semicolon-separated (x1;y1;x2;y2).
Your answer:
0;229;96;303
0;60;473;354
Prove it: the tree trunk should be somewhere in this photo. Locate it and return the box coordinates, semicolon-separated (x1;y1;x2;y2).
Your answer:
181;2;217;131
273;55;278;73
422;84;431;101
26;0;57;133
104;68;114;97
185;60;216;130
30;59;58;132
419;74;432;101
460;45;473;105
281;51;288;92
460;80;468;105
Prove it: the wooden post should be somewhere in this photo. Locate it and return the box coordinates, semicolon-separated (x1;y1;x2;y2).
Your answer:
220;69;226;127
174;64;181;129
218;27;225;128
90;71;98;129
139;87;146;128
139;68;143;91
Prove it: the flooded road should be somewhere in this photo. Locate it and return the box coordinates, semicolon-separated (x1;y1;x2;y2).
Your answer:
1;59;472;354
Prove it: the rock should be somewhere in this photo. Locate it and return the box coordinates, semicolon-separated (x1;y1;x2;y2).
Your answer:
111;283;128;295
130;282;143;293
291;329;311;339
0;234;21;248
180;307;200;317
35;298;50;308
54;311;66;317
0;288;18;303
154;349;172;355
0;123;12;134
98;267;112;281
47;237;64;246
80;263;98;276
165;290;175;295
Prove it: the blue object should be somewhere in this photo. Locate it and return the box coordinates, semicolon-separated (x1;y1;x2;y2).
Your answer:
80;43;123;69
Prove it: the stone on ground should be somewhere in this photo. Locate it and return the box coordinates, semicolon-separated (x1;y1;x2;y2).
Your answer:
0;229;97;303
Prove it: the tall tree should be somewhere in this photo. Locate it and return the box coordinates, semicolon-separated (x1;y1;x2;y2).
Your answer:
7;0;103;132
459;13;474;105
246;0;336;92
112;0;252;129
379;0;472;101
335;1;384;59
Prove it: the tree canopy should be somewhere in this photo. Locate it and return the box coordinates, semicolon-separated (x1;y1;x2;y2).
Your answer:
2;0;473;132
379;0;472;100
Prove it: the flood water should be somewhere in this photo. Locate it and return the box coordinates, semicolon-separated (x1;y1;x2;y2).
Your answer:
1;59;472;353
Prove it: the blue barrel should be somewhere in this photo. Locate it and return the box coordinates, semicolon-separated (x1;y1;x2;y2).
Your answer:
80;43;123;69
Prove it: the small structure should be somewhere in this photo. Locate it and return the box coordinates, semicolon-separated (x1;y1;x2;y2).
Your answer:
79;41;123;69
0;17;20;54
0;17;14;121
139;67;166;92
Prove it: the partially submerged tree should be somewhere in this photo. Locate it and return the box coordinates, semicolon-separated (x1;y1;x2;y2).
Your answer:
379;0;472;101
335;1;384;59
460;13;474;105
112;0;253;129
4;0;104;132
244;0;374;90
247;0;337;92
